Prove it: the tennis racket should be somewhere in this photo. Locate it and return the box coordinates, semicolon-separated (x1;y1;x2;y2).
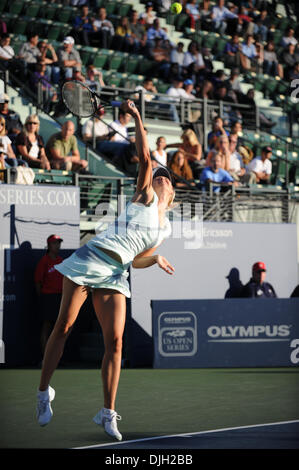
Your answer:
61;80;123;118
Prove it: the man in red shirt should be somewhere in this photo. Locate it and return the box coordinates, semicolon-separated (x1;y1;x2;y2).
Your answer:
35;235;64;355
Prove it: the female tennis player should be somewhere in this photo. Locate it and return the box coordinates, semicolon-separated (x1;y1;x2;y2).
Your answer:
36;100;175;441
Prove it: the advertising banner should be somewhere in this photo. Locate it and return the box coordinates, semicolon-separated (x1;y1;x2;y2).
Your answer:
152;298;299;368
0;184;80;365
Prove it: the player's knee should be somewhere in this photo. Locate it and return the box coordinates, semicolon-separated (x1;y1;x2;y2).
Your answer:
106;336;123;356
54;320;73;338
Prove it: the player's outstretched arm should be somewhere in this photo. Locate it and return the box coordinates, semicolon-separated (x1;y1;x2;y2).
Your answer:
121;100;153;204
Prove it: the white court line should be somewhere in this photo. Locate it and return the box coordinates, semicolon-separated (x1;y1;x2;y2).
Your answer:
73;419;299;449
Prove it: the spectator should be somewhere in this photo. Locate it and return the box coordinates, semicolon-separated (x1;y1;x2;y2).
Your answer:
246;145;273;185
224;34;241;69
57;36;82;81
151;136;167;168
97;109;133;162
46;120;88;172
0;34;15;70
0;116;27;168
113;16;138;53
208;116;230;149
183;41;205;71
37;41;60;84
241;261;277;298
166;128;203;178
185;0;201;29
263;41;284;78
170;42;185;70
129;9;146;44
253;9;271;42
92;7;115;49
71;4;93;46
168;150;195;188
212;0;238;35
18;33;41;74
290;61;299;80
282;43;299;80
82;111;109;144
149;37;171;78
147;18;169;48
16;114;51;170
135;78;158;102
240;34;257;71
238;89;275;130
227;133;247;182
200;152;236;192
206;134;230;171
35;234;64;356
166;76;187;99
281;27;298;48
139;2;156;26
31;61;58;113
198;0;213;31
0;93;23;149
85;65;105;91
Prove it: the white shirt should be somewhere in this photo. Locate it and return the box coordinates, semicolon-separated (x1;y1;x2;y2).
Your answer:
135;85;155;102
229;151;244;173
183;51;204;68
247;156;272;175
152;150;167;167
29;140;39;159
0;135;11;156
82;118;108;138
170;49;185;66
0;45;14;59
109;120;129;143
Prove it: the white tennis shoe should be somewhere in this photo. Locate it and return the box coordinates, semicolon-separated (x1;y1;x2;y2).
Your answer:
36;386;55;426
93;408;122;441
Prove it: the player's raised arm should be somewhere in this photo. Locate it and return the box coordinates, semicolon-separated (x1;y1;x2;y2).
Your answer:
121;100;154;204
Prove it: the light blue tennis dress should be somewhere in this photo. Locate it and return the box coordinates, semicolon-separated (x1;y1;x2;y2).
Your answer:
55;192;171;297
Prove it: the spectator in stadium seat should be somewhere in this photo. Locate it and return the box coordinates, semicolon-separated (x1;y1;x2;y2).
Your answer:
183;41;205;72
0;34;15;71
129;9;146;44
289;61;299;80
82;111;109;145
281;27;298;48
46;120;88;172
18;33;42;75
0;116;28;168
57;36;82;81
238;89;276;130
37;41;60;85
224;34;241;69
186;0;201;29
240;34;258;71
139;2;156;26
245;145;273;185
0;93;23;150
166;128;203;179
96;109;133;162
263;41;284;78
135;78;158;102
16;114;51;170
227;133;247;182
253;9;271;42
71;5;94;46
170;42;185;72
147;18;169;48
35;234;64;356
151;136;167;168
211;0;238;35
92;7;115;49
241;261;277;298
200;152;237;192
112;16;138;53
206;134;231;171
31;61;58;114
168;150;195;189
282;43;299;80
207;116;230;150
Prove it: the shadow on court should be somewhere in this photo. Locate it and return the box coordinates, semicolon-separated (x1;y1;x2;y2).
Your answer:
90;422;299;449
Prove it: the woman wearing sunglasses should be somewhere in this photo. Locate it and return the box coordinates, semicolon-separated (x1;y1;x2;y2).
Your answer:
15;114;51;170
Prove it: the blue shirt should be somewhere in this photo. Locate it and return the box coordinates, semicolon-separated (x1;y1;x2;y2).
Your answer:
200;167;234;192
241;43;257;59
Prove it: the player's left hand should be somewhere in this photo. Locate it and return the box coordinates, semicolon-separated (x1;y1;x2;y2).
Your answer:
156;255;175;275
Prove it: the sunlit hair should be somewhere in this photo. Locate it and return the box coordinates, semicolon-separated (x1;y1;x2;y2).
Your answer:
0;116;6;136
181;128;199;146
24;114;40;135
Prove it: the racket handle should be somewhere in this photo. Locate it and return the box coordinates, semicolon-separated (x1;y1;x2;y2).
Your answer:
111;100;122;107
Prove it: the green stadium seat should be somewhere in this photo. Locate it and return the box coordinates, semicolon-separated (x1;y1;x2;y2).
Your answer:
156;81;170;94
79;46;97;66
174;13;190;31
12;17;29;35
42;3;59;20
0;1;7;13
202;32;217;49
116;3;132;17
124;55;139;74
138;58;155;76
107;51;126;71
23;1;41;18
47;23;68;41
93;49;110;69
105;1;117;16
55;6;74;23
8;0;24;15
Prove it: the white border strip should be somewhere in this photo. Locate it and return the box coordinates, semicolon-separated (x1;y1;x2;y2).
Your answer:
73;419;299;449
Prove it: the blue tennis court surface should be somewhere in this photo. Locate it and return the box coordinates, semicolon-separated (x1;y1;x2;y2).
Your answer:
75;420;299;449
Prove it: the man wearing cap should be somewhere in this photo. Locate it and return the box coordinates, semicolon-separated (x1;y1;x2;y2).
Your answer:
241;262;277;298
246;146;273;185
35;235;64;355
57;36;82;80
